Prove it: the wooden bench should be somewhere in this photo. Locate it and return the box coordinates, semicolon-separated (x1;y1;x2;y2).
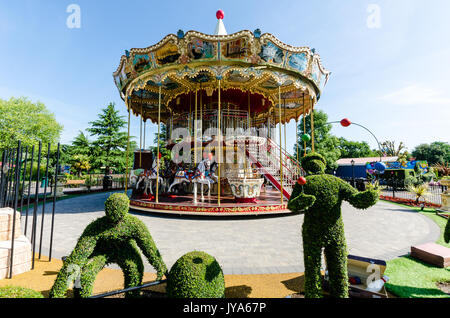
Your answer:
411;242;450;268
65;180;85;186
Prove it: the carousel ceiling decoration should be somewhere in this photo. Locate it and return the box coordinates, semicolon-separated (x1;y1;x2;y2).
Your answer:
113;13;331;124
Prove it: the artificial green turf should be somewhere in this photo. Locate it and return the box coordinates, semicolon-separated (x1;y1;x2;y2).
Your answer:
384;256;450;298
381;200;450;298
0;286;43;298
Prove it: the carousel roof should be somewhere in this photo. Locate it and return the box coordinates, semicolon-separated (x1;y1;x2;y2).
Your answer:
113;11;331;124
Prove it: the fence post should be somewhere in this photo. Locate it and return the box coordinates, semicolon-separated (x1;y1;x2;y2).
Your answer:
0;150;6;207
9;141;21;278
392;179;395;198
31;141;42;269
24;145;35;236
49;143;60;261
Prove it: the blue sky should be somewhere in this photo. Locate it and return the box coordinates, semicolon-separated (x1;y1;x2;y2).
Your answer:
1;0;449;155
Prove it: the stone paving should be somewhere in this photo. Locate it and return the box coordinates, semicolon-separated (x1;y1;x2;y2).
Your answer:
21;191;440;275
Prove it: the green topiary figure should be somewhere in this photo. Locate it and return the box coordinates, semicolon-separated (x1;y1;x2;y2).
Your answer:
49;193;167;298
167;251;225;298
445;217;450;244
288;152;379;298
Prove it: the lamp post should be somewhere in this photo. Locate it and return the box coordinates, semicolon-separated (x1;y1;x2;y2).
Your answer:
327;118;383;162
351;159;355;188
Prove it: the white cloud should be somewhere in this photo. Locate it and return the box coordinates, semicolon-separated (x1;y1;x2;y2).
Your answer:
379;84;450;105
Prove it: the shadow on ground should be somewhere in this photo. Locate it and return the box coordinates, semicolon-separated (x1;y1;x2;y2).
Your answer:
225;285;253;298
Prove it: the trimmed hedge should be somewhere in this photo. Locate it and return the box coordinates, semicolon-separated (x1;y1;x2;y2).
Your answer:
288;152;379;298
167;251;225;298
49;193;167;298
0;286;43;298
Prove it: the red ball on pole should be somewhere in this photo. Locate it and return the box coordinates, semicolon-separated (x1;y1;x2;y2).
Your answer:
297;176;307;186
340;118;351;127
216;10;225;20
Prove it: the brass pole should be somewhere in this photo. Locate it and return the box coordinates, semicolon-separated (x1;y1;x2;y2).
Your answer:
143;120;146;150
156;85;161;203
194;89;198;167
248;92;251;129
200;88;203;151
125;106;131;194
189;92;192;136
296;112;299;163
303;95;306;156
278;86;283;204
284;99;287;154
139;106;142;167
218;79;221;206
311;98;315;152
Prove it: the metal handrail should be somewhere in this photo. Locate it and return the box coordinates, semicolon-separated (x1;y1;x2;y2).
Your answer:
88;279;167;298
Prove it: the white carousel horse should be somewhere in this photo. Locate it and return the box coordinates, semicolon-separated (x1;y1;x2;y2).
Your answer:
136;159;163;196
192;159;218;202
167;166;193;193
130;169;144;187
167;159;218;202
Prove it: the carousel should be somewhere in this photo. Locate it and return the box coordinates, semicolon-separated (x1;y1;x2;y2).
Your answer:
113;10;330;216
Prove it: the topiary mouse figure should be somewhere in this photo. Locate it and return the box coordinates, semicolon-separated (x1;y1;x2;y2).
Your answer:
50;193;168;298
288;152;379;298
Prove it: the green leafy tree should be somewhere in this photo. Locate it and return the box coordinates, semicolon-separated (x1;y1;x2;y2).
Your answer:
412;142;450;165
0;97;63;150
87;103;130;174
380;140;407;157
71;131;91;156
337;138;378;159
294;110;341;172
70;154;91;177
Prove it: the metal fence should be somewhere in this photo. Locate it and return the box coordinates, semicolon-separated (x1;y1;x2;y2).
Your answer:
379;179;445;206
341;177;445;207
0;141;60;278
62;174;128;194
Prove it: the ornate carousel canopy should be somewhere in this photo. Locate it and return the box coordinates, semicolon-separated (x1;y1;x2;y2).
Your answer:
113;13;330;124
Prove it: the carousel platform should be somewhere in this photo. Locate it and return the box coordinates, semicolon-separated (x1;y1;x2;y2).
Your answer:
129;189;290;216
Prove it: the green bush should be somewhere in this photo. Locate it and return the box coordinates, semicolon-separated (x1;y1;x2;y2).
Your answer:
167;251;225;298
0;286;43;298
288;152;379;298
49;193;167;298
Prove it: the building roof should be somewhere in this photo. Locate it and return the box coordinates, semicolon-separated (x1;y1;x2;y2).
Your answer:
336;156;398;166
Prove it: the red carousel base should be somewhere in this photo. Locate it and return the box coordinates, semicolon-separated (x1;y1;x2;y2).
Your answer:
129;189;290;216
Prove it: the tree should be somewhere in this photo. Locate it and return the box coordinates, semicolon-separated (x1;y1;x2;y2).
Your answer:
87;103;130;174
0;97;63;150
380;140;407;156
412;142;450;165
337;138;378;159
70;131;91;156
294;109;341;172
70;154;91;177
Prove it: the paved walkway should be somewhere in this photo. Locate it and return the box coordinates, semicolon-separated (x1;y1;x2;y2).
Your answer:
21;191;440;275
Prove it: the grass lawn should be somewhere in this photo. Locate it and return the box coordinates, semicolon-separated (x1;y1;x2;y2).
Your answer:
381;200;450;298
